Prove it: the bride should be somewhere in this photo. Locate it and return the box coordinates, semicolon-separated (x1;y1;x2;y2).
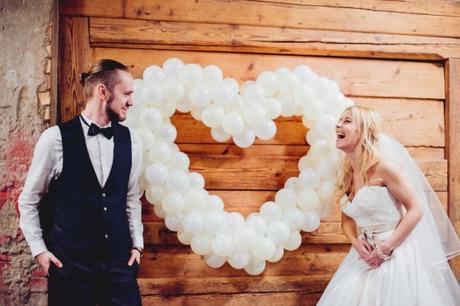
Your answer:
317;105;460;305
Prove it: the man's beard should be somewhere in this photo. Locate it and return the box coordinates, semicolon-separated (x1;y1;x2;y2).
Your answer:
105;96;123;122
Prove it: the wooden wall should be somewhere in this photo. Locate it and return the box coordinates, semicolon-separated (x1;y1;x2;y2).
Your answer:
59;1;460;305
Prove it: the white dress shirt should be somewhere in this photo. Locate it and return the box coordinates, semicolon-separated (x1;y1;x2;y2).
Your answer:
19;114;144;257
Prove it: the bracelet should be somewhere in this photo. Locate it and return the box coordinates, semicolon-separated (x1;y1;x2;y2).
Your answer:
133;247;143;256
375;240;392;261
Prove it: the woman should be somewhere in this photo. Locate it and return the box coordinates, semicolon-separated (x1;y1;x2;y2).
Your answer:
317;105;460;305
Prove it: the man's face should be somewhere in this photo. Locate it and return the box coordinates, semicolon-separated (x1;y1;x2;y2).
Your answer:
106;70;134;122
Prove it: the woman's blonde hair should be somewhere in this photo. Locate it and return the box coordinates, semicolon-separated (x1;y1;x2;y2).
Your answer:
334;105;382;205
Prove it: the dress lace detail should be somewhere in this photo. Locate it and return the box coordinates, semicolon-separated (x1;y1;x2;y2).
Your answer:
341;185;403;229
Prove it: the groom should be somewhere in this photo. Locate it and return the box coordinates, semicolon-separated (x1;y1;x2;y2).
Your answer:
19;59;144;306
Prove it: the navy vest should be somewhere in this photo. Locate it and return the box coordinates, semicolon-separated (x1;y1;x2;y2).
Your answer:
40;116;133;261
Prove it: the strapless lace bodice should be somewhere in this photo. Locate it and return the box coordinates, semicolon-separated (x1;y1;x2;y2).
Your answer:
341;185;403;228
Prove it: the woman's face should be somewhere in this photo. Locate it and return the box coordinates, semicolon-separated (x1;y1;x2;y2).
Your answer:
335;111;361;153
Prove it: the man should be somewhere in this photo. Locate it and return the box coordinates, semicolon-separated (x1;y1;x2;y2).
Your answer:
19;59;144;306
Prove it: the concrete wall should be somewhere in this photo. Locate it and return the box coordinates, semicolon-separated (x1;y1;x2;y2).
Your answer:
0;0;56;305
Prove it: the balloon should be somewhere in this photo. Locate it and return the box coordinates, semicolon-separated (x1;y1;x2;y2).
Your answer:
246;214;267;236
283;231;302;251
211;127;231;142
154;205;166;218
205;211;227;234
267;246;284;263
168;152;190;171
284;177;298;190
204;253;226;269
282;208;305;231
266;220;290;244
143;65;164;83
166;170;190;193
182;212;205;235
145;185;165;205
302;211;321;232
275;188;297;210
143;82;164;105
228;251;250;269
242;84;265;104
189;84;211;108
212;233;234;257
209;195;224;211
263;97;282;119
202;105;226;128
178;64;203;88
165;214;183;231
145;162;169;186
162;192;185;215
244;257;266;275
226;212;245;230
184;189;208;212
297;188;321;212
222;112;245;135
162;58;184;77
189;172;205;189
211;81;235;106
136;128;156;149
233;127;255;148
260;201;282;223
139;108;162;129
148;141;173;163
203;65;223;86
254;120;276;140
177;230;192;245
243;103;267;126
252;237;276;261
297;168;321;189
191;235;212;255
316;158;338;179
310;140;330;160
157;122;177;142
162;78;185;103
317;179;336;203
256;71;278;96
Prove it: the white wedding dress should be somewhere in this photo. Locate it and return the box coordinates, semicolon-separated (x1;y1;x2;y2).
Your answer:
317;185;460;306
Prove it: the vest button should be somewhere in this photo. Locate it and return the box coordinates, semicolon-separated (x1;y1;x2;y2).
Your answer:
103;207;107;211
104;234;109;239
102;193;106;197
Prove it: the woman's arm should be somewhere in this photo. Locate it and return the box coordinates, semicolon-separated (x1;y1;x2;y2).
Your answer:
366;160;423;267
342;212;373;259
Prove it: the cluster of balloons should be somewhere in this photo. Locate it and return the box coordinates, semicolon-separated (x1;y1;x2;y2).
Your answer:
124;58;353;275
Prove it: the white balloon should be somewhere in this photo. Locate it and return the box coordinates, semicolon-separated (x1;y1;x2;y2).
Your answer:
158;101;177;118
162;58;184;77
256;71;278;97
205;211;227;234
143;65;164;83
189;84;211;108
222;112;245;135
263;97;282;119
310;140;330;160
228;251;250;269
184;189;208;212
211;127;231;142
226;212;245;230
136;128;156;150
139;108;162;129
283;231;302;251
316;114;336;138
297;188;321;212
279;94;298;117
246;214;267;236
168;152;190;171
148;141;173;163
209;194;224;211
297;168;321;189
143;82;164;105
260;201;283;223
204;253;226;269
154;204;166;218
177;230;192;245
233;226;257;251
191;235;212;255
212;233;234;257
315;158;338;179
157;122;177;142
189;172;205;189
162;78;185;103
182;212;205;235
302;211;321;232
178;64;203;88
202;105;226;128
306;129;321;146
145;185;166;205
162;192;185;215
166;170;190;192
254;120;276;140
267;246;284;263
242;84;265;104
165;214;183;231
211;81;235;106
252;237;276;261
243;103;267;126
266;220;290;244
203;65;223;86
275;188;297;210
191;108;203;121
145;162;169;186
282;207;305;231
233;127;255;148
317;179;336;203
284;177;298;190
298;155;315;171
244;257;266;275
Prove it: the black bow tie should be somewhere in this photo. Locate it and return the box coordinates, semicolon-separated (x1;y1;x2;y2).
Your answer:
87;123;114;139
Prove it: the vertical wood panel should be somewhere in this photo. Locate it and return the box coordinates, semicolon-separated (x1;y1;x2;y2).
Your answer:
58;16;91;122
446;58;460;277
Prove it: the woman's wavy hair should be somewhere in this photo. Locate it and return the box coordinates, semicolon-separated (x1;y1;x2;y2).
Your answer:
334;105;382;205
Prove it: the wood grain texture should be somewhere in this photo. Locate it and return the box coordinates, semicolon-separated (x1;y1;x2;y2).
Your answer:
90;17;460;60
93;48;445;100
58;16;91;122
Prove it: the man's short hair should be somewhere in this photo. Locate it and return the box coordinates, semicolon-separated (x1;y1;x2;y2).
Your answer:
81;59;128;98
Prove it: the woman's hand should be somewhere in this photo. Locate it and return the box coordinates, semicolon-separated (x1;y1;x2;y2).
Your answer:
364;249;384;268
352;237;374;260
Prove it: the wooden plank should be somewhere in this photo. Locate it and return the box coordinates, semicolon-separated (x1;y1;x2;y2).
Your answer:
90;17;460;59
142;190;448;224
260;0;460;17
138;275;329;295
446;58;460;277
59;16;91;122
138;244;349;278
123;0;460;39
141;291;322;306
60;0;123;17
93;48;445;99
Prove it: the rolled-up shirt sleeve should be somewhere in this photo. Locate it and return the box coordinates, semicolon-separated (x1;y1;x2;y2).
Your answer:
126;129;144;250
18;127;61;258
